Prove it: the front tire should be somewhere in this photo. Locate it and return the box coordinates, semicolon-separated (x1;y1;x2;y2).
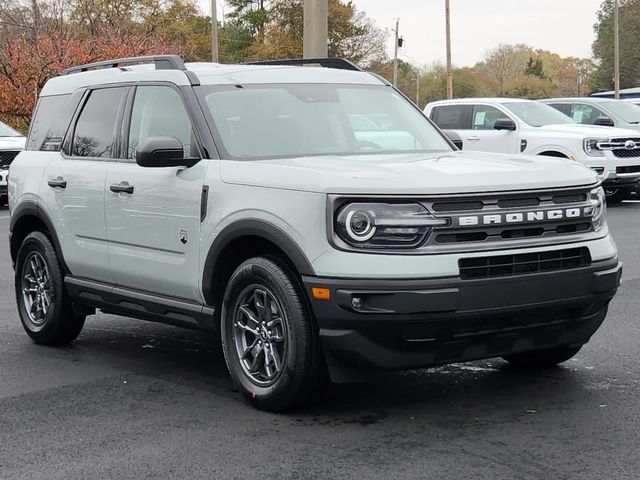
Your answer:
15;231;86;345
221;256;324;412
503;345;581;368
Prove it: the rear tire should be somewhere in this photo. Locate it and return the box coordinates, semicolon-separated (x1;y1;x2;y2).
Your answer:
221;256;325;412
15;231;86;345
503;345;581;368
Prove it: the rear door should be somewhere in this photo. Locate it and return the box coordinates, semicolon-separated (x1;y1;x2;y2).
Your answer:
43;86;129;282
105;84;208;301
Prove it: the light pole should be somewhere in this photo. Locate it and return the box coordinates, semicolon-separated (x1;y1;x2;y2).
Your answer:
445;0;453;99
393;18;400;87
211;0;218;63
614;0;620;99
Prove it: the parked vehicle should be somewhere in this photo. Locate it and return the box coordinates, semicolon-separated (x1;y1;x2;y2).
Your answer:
0;121;25;206
425;98;640;203
540;97;640;131
9;56;621;411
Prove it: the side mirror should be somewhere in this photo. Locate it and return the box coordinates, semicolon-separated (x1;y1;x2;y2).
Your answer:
594;116;615;127
494;119;516;131
135;137;200;168
442;130;463;149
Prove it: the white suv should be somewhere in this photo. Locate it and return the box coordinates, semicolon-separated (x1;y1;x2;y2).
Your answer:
425;98;640;203
9;56;622;411
0;121;26;205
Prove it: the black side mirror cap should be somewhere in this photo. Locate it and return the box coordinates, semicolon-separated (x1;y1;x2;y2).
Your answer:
494;119;517;131
594;116;615;127
442;130;463;150
135;136;200;168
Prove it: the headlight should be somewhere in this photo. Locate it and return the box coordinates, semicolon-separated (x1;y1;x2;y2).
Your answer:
335;202;448;249
584;138;607;157
590;186;607;231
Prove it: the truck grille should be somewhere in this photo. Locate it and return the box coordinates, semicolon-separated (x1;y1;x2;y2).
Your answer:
459;247;591;280
419;186;595;252
0;150;20;167
616;165;640;173
599;137;640;158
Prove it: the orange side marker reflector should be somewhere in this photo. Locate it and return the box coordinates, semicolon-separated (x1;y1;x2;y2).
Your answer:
312;288;331;300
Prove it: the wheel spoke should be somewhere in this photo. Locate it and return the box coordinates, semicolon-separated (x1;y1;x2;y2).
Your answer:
268;345;282;373
263;344;273;378
249;348;264;374
235;320;259;336
253;289;268;320
238;305;259;325
241;337;259;359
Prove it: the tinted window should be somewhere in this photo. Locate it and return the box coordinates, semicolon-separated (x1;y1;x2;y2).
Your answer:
200;84;452;159
27;94;73;151
547;103;571;116
128;86;195;158
471;105;511;130
431;105;470;129
72;88;127;158
570;104;606;125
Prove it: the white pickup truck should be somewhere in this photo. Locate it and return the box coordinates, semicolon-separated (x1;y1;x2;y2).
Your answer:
425;98;640;203
0;121;26;206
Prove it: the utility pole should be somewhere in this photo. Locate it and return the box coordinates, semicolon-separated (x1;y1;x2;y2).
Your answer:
303;0;328;58
416;68;420;106
393;18;400;87
614;0;620;99
211;0;218;63
445;0;453;99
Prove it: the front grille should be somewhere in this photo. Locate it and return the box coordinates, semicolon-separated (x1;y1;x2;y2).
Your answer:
458;247;591;280
613;149;640;158
0;150;20;167
616;165;640;173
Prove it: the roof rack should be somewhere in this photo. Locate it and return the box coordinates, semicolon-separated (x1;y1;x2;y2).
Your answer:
247;58;362;72
62;55;199;85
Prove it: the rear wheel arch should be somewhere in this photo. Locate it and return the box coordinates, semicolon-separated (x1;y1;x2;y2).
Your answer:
202;220;315;310
10;202;68;273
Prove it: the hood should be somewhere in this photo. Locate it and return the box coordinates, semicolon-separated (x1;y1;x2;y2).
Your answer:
0;136;26;150
538;123;639;138
220;151;598;195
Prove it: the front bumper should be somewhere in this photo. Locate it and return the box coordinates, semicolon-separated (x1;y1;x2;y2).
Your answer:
303;257;622;381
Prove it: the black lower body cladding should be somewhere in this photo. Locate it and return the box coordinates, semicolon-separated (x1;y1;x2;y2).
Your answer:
303;257;622;381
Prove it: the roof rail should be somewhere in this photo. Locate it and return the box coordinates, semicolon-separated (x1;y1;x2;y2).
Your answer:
62;55;200;85
247;58;362;72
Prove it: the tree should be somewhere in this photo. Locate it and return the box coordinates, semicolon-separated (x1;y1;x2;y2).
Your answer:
475;44;532;95
592;0;640;90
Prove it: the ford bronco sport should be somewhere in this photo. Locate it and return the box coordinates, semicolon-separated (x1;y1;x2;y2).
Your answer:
9;56;622;411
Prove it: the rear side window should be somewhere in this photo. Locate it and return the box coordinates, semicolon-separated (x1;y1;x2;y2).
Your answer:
431;105;471;129
547;103;571;116
27;94;73;151
71;87;127;158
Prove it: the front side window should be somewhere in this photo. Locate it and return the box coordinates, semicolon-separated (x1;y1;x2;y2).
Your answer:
503;101;575;127
71;87;127;158
472;105;511;130
127;86;195;158
570;104;606;125
198;84;452;160
599;100;640;124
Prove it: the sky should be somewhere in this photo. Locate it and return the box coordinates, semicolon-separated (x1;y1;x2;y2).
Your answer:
200;0;604;67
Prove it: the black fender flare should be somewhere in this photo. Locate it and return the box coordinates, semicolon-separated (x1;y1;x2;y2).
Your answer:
9;200;70;273
201;219;315;304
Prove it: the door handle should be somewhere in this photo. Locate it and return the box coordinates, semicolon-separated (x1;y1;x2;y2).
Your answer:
467;135;480;141
48;177;67;189
110;182;134;194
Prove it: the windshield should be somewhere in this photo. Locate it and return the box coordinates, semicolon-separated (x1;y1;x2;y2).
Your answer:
0;121;21;137
503;101;576;127
198;84;452;159
602;100;640;124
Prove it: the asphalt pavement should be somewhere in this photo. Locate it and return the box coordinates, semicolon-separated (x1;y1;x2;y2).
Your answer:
0;202;639;479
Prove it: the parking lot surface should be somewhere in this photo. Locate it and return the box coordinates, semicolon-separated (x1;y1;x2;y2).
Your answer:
0;202;639;479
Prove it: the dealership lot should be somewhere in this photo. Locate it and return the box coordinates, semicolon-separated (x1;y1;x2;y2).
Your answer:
0;202;639;479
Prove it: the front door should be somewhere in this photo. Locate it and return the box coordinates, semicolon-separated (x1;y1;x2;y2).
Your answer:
462;104;519;154
105;85;208;302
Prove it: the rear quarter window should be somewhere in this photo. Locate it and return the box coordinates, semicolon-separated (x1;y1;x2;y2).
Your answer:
27;93;80;151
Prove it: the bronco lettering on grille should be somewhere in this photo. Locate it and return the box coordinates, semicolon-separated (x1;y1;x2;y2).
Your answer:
457;207;590;227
